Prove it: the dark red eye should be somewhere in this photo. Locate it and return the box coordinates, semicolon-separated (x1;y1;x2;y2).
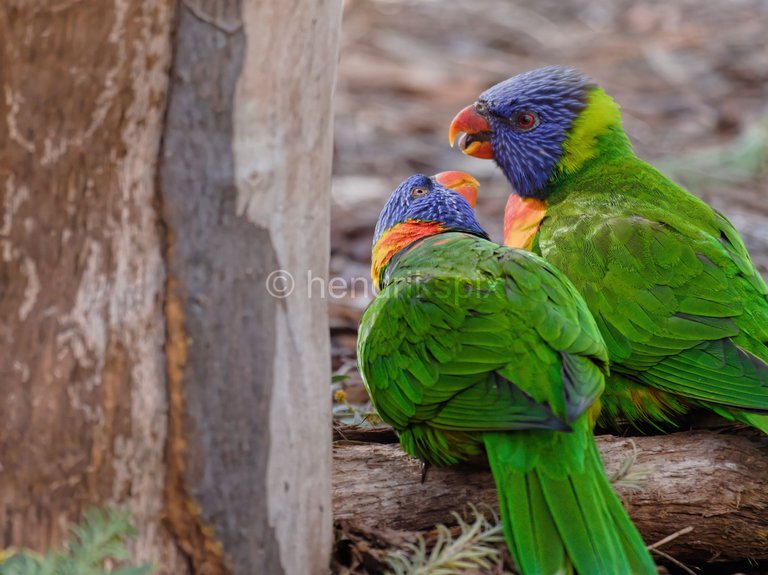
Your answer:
411;186;430;198
514;111;539;131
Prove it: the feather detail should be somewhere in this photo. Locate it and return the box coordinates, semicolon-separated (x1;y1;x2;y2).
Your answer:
503;195;548;250
484;424;656;575
371;220;444;289
554;88;627;176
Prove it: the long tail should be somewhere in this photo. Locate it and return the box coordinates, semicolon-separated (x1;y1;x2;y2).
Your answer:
484;431;656;575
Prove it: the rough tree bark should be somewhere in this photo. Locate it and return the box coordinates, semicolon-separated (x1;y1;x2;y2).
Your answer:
0;2;185;570
160;1;341;574
0;1;341;574
333;429;768;563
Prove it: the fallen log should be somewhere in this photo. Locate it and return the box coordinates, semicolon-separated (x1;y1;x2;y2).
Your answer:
333;429;768;563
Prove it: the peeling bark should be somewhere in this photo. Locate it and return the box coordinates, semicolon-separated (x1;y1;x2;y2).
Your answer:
0;1;185;571
333;430;768;563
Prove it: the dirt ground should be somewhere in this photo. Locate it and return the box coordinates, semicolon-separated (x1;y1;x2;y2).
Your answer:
329;0;768;572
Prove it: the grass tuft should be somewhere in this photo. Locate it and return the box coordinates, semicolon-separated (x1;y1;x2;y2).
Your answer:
385;506;511;575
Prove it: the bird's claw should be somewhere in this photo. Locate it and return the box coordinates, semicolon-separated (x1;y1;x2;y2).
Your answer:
420;460;430;484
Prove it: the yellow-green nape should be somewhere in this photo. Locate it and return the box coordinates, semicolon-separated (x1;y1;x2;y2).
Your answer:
556;88;627;176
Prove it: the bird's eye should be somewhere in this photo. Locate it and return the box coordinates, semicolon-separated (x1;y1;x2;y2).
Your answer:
474;101;488;114
411;186;430;198
513;110;540;131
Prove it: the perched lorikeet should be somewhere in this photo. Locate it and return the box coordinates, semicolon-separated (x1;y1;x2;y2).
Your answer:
357;173;656;575
449;66;768;432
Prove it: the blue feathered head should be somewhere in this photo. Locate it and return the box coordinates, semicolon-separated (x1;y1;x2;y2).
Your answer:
449;66;624;198
370;173;490;287
373;174;488;247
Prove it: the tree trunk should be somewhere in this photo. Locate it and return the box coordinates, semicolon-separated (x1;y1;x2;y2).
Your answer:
0;1;185;570
160;1;341;573
333;429;768;563
0;1;340;573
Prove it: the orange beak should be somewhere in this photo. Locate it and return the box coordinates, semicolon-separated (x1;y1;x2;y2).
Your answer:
432;170;480;208
448;105;494;159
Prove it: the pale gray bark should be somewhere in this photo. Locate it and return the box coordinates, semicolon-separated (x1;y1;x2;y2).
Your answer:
159;0;340;573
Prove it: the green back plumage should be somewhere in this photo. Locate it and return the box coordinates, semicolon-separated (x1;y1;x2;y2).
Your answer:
359;232;607;447
538;141;768;430
358;232;656;574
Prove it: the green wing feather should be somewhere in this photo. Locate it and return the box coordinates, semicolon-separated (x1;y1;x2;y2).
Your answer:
541;157;768;424
358;233;608;441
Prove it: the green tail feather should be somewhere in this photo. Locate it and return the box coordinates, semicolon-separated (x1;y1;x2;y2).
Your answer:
728;411;768;434
484;432;656;575
705;403;768;434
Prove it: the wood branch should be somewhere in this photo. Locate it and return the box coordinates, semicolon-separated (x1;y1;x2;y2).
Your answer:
333;429;768;563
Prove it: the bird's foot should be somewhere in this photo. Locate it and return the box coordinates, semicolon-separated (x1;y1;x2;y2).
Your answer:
420;460;431;484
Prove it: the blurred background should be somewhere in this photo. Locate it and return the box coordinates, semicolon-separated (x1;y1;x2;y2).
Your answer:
329;0;768;392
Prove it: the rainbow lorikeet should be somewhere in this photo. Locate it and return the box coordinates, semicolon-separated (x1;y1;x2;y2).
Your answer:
449;66;768;432
357;172;656;575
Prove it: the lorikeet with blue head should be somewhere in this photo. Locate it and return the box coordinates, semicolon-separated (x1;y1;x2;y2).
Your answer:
449;66;768;432
357;172;657;575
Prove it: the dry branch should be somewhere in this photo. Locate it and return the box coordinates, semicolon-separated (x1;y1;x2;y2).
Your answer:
333;429;768;563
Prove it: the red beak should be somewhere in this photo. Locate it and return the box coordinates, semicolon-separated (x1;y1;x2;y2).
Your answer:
432;170;480;208
448;105;494;159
